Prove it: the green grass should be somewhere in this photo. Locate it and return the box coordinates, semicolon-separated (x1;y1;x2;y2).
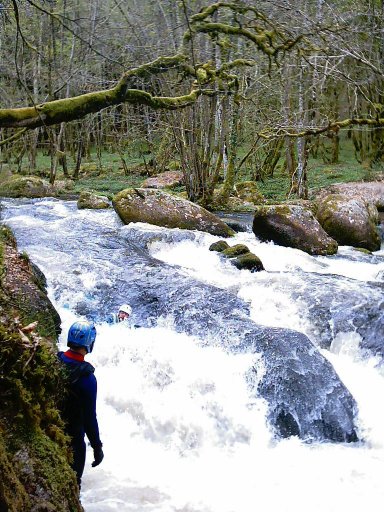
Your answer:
251;139;383;202
2;138;382;203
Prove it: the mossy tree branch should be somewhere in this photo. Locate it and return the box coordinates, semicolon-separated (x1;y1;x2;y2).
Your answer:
185;2;303;58
0;1;369;133
257;118;384;139
0;54;201;129
0;48;254;130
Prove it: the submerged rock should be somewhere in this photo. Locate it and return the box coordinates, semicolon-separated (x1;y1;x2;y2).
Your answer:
252;204;338;255
209;240;230;252
113;188;235;237
231;252;264;272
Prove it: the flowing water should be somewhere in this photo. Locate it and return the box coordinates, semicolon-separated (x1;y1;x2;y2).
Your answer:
1;197;384;512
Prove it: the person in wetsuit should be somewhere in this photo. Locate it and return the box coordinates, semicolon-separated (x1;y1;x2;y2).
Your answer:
58;320;104;488
107;303;132;324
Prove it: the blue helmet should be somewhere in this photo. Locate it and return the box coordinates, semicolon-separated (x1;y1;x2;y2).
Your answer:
67;321;97;353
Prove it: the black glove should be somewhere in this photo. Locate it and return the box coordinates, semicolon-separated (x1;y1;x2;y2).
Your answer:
91;445;104;467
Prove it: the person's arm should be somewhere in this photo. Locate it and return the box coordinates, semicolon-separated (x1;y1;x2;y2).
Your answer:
78;374;104;466
107;313;117;324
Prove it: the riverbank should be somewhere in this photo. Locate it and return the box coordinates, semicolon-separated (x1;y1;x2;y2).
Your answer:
0;226;82;512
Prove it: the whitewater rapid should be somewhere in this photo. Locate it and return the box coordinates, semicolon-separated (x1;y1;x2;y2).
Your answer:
1;198;384;512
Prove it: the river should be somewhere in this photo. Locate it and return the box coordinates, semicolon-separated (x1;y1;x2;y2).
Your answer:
1;197;384;512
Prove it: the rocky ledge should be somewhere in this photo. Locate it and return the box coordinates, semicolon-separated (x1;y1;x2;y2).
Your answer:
0;225;82;512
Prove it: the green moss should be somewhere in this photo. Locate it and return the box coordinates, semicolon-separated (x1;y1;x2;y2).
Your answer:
0;433;31;512
26;430;79;511
209;240;230;252
222;244;250;258
0;223;82;510
353;247;372;255
231;252;265;272
0;313;81;510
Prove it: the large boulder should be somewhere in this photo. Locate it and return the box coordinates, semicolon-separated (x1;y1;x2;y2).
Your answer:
113;188;235;237
252;204;338;255
316;194;381;251
311;180;384;210
0;176;54;198
77;191;110;209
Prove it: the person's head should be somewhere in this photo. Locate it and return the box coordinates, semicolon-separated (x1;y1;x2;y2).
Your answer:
67;320;97;353
117;303;132;322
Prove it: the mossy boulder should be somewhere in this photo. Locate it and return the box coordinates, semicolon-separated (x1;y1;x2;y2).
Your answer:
311;181;384;210
252;204;338;255
210;240;265;272
209;240;230;252
222;244;250;258
113;188;235;237
231;252;264;272
0;176;54;198
316;194;381;252
77;190;110;209
234;181;264;204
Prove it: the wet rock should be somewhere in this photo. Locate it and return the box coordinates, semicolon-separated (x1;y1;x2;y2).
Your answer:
0;226;81;512
113;188;235;237
316;194;381;252
211;241;265;273
209;240;230;252
252;204;338;255
1;228;61;336
114;256;358;443
222;244;250;258
231;252;264;272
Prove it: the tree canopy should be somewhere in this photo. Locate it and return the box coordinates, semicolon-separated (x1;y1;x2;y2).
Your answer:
0;0;383;200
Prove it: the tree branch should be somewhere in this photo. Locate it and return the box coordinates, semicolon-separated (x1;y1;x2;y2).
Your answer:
258;118;384;139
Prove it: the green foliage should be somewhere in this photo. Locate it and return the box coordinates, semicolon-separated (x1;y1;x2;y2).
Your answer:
0;324;65;439
0;226;15;284
1;134;381;203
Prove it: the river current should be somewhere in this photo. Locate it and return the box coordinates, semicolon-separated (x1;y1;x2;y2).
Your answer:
1;197;384;512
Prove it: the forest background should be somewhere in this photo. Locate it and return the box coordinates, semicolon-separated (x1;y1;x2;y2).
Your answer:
0;0;383;207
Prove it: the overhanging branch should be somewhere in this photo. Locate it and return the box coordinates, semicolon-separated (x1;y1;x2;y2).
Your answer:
257;118;384;139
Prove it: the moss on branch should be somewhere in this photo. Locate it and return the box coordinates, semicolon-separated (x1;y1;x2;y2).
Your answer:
0;2;319;131
258;118;384;139
0;83;201;129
